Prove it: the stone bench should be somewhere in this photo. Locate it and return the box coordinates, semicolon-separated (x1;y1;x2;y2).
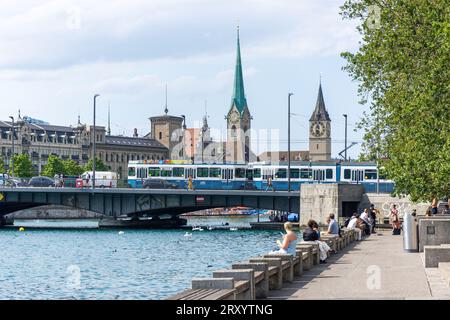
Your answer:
424;244;450;267
320;234;339;253
263;253;294;282
297;243;320;265
249;257;283;290
232;262;269;298
439;262;450;288
165;278;236;300
212;269;255;300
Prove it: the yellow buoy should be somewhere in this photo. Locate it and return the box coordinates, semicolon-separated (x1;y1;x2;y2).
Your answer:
19;227;25;232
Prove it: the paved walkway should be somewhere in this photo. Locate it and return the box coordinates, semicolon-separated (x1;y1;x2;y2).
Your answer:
265;231;437;300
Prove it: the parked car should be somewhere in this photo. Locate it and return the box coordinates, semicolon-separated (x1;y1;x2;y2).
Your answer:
28;176;55;187
143;179;178;189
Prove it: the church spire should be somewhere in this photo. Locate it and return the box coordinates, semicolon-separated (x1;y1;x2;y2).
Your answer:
230;25;247;114
107;102;111;135
309;80;331;121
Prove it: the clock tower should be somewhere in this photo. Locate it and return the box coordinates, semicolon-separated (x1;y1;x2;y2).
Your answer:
309;82;331;161
226;27;251;163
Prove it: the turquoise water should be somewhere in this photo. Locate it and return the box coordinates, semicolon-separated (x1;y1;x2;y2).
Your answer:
0;217;279;300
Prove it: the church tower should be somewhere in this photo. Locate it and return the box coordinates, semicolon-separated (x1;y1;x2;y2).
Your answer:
226;27;251;163
309;81;331;161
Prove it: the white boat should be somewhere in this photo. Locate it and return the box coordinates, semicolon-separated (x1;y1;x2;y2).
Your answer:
192;226;204;231
184;232;192;237
229;227;238;231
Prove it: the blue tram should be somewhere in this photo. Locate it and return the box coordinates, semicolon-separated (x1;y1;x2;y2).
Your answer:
127;160;394;193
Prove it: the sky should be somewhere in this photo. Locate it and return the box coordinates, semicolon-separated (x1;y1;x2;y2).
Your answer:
0;0;367;159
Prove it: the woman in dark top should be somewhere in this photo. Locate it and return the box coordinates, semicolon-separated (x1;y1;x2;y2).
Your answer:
303;220;319;241
302;219;331;263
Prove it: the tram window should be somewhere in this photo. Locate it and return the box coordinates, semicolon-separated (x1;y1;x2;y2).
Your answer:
300;169;312;179
148;167;161;177
161;169;172;177
137;167;148;179
197;168;209;178
245;169;253;179
173;167;184;177
364;169;377;180
235;168;246;178
128;167;136;177
253;169;261;178
275;168;287;179
344;169;351;179
290;168;299;179
326;169;333;179
209;168;221;178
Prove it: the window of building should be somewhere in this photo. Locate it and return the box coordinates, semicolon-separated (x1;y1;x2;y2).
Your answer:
159;132;162;139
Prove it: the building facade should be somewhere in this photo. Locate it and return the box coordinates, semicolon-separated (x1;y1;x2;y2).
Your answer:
309;82;332;161
0;114;168;179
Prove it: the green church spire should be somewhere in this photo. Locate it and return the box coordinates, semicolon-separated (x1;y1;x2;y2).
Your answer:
230;26;247;114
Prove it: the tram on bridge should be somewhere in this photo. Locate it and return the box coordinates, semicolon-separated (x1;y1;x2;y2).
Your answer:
127;160;394;193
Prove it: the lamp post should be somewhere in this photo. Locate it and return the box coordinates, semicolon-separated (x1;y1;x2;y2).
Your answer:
181;115;186;160
92;94;100;190
343;114;348;161
9;116;14;178
288;93;294;192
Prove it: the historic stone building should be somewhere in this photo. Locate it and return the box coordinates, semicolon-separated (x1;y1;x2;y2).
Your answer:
148;96;184;160
0;114;168;179
309;82;332;161
225;27;252;164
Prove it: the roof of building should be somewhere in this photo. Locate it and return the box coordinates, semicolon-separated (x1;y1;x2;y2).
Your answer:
230;27;248;115
105;135;167;149
309;82;331;122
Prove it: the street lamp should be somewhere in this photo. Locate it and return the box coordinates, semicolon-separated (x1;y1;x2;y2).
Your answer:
9;116;14;178
92;94;100;190
181;115;186;160
343;114;348;161
288;93;294;192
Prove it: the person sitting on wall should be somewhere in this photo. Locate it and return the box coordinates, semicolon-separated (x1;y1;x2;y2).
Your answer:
347;214;362;241
269;222;298;255
325;213;339;235
302;219;332;264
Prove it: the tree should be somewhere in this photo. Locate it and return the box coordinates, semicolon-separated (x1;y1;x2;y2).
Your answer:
41;155;65;177
84;157;110;172
62;159;84;176
340;0;449;201
9;154;34;178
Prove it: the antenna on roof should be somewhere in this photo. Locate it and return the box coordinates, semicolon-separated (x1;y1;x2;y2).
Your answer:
107;102;111;135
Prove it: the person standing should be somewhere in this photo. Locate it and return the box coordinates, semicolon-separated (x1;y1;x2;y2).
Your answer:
85;172;91;188
390;204;400;234
265;176;274;191
431;198;438;215
187;175;194;191
369;204;379;234
54;173;59;188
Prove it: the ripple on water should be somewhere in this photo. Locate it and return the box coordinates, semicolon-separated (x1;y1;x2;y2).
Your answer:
0;217;279;299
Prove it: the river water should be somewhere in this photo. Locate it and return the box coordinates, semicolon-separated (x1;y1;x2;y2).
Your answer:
0;216;280;300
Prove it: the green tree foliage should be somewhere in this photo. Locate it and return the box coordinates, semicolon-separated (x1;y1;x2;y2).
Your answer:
340;0;449;201
84;157;110;172
41;155;65;177
63;159;84;176
9;154;34;178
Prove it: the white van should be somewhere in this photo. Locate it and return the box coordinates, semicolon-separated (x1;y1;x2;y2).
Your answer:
80;171;118;188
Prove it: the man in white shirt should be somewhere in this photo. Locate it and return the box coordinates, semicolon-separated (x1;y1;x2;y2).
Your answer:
347;215;362;241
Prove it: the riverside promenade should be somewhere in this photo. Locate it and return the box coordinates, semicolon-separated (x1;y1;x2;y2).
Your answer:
265;230;447;300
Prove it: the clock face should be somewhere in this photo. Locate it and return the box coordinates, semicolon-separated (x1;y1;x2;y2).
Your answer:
310;122;325;137
229;111;240;123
